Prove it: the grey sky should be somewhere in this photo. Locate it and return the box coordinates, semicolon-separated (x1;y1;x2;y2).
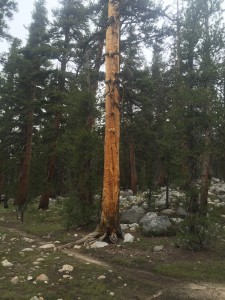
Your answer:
1;0;59;52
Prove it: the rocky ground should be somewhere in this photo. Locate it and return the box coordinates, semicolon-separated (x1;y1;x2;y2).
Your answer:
1;178;225;299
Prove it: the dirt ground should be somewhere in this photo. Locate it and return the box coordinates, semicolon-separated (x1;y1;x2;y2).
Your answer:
1;205;225;299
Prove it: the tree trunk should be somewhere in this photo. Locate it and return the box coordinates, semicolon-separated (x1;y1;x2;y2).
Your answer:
129;137;137;194
15;84;35;220
157;161;166;187
98;0;122;242
200;128;210;214
39;112;60;210
39;33;68;209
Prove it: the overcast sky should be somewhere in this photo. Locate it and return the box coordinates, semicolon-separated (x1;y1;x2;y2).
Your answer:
1;0;59;52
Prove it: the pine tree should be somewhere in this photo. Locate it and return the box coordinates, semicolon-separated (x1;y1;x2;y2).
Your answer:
15;0;50;219
39;0;89;209
0;0;17;41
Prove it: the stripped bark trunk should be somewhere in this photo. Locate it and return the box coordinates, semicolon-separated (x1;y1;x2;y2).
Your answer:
98;0;122;242
15;84;35;220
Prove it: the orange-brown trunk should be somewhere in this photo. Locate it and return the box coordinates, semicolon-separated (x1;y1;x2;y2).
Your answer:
99;0;121;239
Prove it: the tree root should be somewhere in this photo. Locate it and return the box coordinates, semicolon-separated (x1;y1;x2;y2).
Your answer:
76;231;101;246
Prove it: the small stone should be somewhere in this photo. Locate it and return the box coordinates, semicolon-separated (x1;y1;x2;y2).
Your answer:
27;276;33;281
36;258;45;262
90;241;109;248
120;224;129;230
1;259;13;267
23;237;34;243
123;233;134;243
58;265;74;272
98;275;106;280
22;248;34;252
63;275;72;279
36;274;49;282
154;245;164;252
39;244;55;250
109;292;115;296
30;297;39;300
74;245;81;249
11;276;19;284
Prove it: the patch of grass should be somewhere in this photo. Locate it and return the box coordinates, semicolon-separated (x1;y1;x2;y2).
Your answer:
154;261;225;283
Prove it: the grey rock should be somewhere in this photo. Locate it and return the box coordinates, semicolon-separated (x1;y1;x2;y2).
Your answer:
129;223;140;232
218;195;225;202
90;241;109;248
139;212;172;236
155;192;172;207
30;297;39;300
170;218;183;224
58;264;74;272
211;177;220;184
1;259;13;267
120;207;145;224
39;244;55;250
120;191;126;198
125;189;133;197
98;275;106;280
36;274;49;282
11;276;19;284
123;233;135;243
21;248;34;252
23;237;34;243
177;207;187;217
128;196;137;202
154;245;164;252
141;202;148;209
120;224;129;230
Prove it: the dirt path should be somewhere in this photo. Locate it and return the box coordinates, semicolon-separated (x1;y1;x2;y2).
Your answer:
1;225;225;299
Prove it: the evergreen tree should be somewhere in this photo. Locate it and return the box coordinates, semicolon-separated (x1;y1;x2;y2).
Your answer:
15;0;50;219
0;0;17;41
39;0;90;209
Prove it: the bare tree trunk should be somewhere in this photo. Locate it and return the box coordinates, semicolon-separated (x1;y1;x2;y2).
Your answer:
15;84;35;220
98;0;122;242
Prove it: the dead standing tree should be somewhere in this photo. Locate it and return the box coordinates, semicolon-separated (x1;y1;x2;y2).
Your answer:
76;0;122;245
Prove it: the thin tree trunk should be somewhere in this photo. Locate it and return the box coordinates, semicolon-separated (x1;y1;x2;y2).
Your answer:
129;137;137;194
39;112;60;210
39;32;68;209
200;128;210;214
98;0;122;242
157;161;166;187
15;84;35;220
